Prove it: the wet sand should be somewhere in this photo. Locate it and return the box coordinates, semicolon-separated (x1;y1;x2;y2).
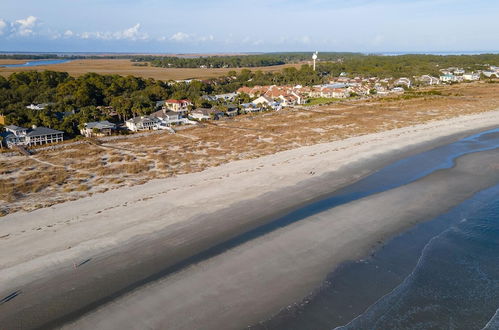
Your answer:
1;112;499;329
57;150;499;329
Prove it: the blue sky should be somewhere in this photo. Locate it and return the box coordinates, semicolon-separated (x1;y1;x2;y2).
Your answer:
0;0;498;53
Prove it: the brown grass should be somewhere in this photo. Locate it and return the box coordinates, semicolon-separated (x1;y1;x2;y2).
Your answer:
0;59;303;81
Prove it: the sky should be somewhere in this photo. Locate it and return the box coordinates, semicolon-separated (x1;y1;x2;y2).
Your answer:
0;0;498;53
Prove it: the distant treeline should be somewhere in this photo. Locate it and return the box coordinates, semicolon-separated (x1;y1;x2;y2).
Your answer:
132;52;359;68
321;54;499;78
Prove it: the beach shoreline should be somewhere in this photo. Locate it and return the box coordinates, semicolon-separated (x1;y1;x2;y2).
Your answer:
1;111;499;328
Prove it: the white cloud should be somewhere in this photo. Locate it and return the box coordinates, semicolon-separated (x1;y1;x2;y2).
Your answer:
170;32;190;41
117;23;148;40
64;30;74;37
0;19;6;35
12;16;38;36
78;23;148;41
199;35;214;42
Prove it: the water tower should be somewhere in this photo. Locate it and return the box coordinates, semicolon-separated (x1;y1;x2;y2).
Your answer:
312;51;318;71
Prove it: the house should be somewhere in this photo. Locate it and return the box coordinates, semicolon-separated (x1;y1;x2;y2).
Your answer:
241;103;262;113
125;116;162;132
483;71;499;78
394;77;411;88
1;125;64;148
164;99;192;114
189;108;224;121
150;109;185;126
225;106;239;117
80;121;117;137
0;114;5;125
418;75;440;85
391;87;405;94
252;95;274;106
214;93;237;102
96;106;118;117
440;74;458;83
463;73;480;81
279;94;300;106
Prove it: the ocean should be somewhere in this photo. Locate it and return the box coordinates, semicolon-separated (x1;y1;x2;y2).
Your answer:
253;128;499;330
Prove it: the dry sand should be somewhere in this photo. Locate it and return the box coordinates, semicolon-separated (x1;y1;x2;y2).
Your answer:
1;111;499;328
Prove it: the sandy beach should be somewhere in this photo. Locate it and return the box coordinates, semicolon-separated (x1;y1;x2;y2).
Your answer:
1;111;499;329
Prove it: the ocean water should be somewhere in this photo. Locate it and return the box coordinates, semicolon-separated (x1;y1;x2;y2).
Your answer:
337;184;499;330
0;59;72;68
253;134;499;329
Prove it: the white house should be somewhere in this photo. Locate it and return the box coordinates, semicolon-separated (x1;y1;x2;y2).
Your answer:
440;74;458;83
125;116;161;132
419;75;440;85
252;95;274;106
463;73;480;81
394;77;411;88
80;121;117;137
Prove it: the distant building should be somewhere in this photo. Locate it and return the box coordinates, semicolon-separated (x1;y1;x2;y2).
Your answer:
394;77;411;88
0;114;6;125
202;93;237;102
252;95;275;106
80;121;117;137
1;125;64;148
440;74;458;83
463;73;480;81
418;75;440;86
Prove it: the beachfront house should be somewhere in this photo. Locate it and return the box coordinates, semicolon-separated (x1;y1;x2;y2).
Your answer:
80;121;117;137
1;125;64;148
150;108;187;126
125;116;162;132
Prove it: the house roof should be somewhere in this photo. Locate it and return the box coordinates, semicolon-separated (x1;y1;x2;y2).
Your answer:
191;108;222;115
85;121;116;130
165;99;191;104
127;116;160;124
5;125;26;132
27;126;63;137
